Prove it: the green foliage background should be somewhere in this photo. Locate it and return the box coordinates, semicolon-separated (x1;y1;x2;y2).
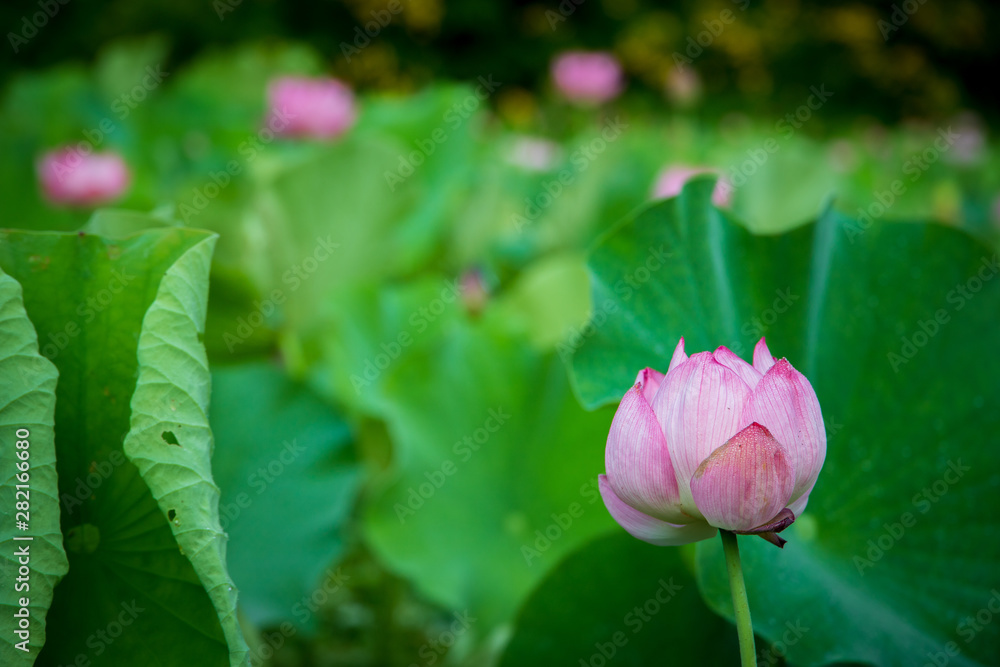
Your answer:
1;2;999;666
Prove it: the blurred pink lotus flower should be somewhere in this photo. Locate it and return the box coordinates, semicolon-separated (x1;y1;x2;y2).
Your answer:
664;67;702;108
550;51;624;105
267;76;357;139
506;136;561;172
827;139;858;173
652;166;731;207
36;148;130;207
459;268;490;316
599;338;826;548
946;112;985;165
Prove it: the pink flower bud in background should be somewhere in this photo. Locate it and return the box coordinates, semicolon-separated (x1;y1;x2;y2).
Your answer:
945;112;985;165
506;136;561;172
550;51;624;105
827;139;858;173
863;123;892;160
36;148;130;207
599;338;826;548
664;67;702;108
460;268;490;317
652;166;731;208
267;76;357;140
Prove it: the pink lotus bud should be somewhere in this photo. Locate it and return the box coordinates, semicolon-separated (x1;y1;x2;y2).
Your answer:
459;268;490;316
36;148;130;207
550;51;624;105
652;166;731;208
266;76;357;140
827;139;858;173
946;112;985;165
664;67;702;108
600;338;826;548
506;136;561;172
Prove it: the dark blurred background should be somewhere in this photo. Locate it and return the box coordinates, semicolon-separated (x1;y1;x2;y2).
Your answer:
2;0;997;124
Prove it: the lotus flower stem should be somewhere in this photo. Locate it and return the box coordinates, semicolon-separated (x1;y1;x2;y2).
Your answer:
720;530;757;667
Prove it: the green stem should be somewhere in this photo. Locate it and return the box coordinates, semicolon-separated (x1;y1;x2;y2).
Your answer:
720;530;757;667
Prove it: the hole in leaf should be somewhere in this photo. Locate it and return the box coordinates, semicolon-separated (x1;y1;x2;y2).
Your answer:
161;431;180;446
167;509;176;521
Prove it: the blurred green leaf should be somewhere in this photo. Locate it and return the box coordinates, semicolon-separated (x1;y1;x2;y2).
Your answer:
82;208;175;237
318;279;464;413
198;96;476;352
209;361;361;629
499;534;739;667
364;311;616;631
493;251;590;350
94;36;171;101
